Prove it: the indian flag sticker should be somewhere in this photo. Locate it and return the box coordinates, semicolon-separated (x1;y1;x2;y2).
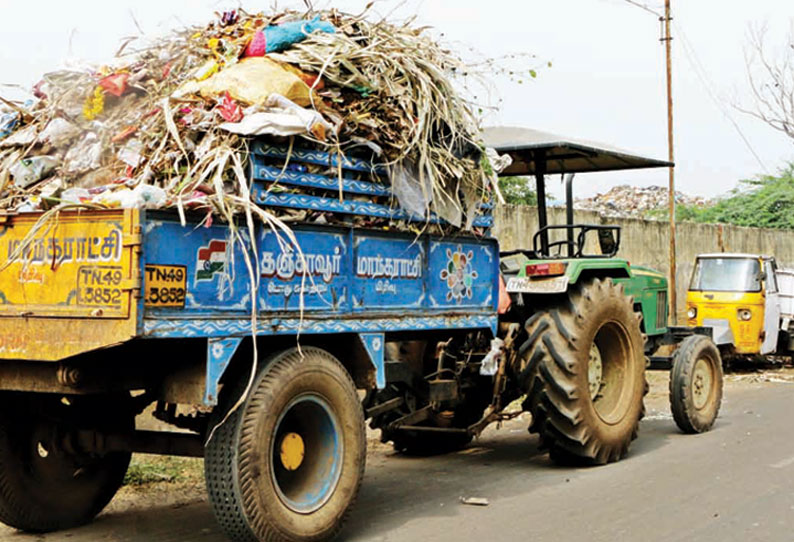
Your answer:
195;240;228;282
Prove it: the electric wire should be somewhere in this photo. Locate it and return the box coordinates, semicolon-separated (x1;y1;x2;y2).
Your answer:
616;0;769;173
674;20;769;173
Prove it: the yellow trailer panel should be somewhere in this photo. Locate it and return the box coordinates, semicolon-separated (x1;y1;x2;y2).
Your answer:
0;209;141;360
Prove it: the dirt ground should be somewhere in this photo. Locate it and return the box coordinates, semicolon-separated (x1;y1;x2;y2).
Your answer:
98;364;794;518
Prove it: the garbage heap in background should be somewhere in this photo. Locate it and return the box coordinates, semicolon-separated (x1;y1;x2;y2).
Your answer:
575;185;712;219
0;8;497;232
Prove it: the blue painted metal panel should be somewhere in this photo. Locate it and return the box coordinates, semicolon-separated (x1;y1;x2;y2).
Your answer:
251;187;494;229
143;217;497;322
352;233;424;311
427;240;497;309
250;161;391;197
258;228;349;312
250;141;388;175
358;333;386;389
205;337;242;406
143;219;252;314
247;142;493;231
143;313;498;338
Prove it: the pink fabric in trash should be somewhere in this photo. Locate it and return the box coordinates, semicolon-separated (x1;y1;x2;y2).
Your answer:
244;31;267;57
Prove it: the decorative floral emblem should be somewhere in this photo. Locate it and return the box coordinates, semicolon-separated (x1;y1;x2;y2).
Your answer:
440;246;477;302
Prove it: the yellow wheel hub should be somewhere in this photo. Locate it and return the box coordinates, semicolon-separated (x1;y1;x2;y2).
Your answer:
279;432;305;471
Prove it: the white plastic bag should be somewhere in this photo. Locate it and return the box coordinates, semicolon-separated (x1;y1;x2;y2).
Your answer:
63;133;102;174
9;156;59;188
390;161;432;218
479;338;505;377
39;118;81;148
101;184;167;209
218;94;333;138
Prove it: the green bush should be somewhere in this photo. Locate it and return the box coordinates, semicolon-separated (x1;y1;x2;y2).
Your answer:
647;162;794;229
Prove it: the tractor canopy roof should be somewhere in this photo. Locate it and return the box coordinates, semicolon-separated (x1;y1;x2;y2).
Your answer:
482;126;672;175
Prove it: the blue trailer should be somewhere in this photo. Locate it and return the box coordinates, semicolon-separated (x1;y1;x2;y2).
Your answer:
0;142;503;542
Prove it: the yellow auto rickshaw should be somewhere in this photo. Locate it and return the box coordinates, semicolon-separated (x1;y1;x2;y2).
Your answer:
686;253;782;357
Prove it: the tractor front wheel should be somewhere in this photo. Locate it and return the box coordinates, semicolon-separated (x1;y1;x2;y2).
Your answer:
669;334;723;433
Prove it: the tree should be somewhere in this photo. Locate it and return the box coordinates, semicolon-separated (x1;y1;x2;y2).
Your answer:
741;24;794;142
652;163;794;229
498;176;537;206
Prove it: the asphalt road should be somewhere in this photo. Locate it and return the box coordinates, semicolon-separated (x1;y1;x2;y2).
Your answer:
1;374;793;542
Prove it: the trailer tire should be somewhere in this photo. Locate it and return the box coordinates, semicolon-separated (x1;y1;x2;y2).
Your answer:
521;278;646;465
670;335;723;433
205;347;366;542
0;393;132;533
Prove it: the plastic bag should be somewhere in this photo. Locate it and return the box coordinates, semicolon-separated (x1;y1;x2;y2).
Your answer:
0;124;37;148
63;133;102;174
193;57;313;107
61;187;91;204
98;73;129;97
217;91;243;122
244;30;267;57
117;139;144;168
9;156;59;189
263;17;336;54
16;196;43;213
102;184;167;209
39;118;81;148
486;147;512;174
479;338;504;376
132;184;167;209
218;94;332;138
0;112;18;140
390;161;432;218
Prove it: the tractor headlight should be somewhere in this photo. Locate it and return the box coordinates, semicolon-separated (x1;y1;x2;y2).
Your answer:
687;307;697;319
738;308;753;321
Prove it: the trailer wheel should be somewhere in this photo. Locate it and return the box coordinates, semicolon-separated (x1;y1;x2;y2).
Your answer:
520;278;646;465
205;347;366;542
0;393;132;532
670;335;723;433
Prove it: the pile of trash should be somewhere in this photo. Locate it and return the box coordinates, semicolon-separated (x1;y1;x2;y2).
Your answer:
0;8;499;231
575;185;711;219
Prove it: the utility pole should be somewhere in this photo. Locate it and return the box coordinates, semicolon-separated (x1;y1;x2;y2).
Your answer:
662;0;677;324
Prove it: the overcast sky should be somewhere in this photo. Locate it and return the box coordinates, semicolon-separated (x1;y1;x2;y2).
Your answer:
1;0;792;200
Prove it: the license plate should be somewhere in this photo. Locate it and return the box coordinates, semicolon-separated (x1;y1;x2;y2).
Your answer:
506;275;569;294
144;264;187;307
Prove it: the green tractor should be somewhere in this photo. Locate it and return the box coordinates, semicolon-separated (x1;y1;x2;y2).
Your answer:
491;127;724;458
369;127;723;464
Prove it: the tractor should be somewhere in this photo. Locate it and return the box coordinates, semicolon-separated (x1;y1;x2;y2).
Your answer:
368;127;725;464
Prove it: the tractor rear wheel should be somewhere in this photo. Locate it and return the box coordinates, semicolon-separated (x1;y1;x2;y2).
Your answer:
669;334;723;433
520;278;646;465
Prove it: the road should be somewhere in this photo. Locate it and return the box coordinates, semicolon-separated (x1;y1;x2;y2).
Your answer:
1;373;793;542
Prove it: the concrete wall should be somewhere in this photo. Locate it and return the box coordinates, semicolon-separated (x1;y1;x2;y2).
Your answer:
493;205;794;317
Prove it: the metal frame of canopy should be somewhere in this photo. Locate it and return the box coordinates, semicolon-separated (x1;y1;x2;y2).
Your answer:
482;126;672;256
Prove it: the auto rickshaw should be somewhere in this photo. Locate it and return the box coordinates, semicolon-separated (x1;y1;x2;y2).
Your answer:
686;253;782;357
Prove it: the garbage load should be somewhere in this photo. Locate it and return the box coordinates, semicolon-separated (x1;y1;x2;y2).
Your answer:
0;8;503;234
